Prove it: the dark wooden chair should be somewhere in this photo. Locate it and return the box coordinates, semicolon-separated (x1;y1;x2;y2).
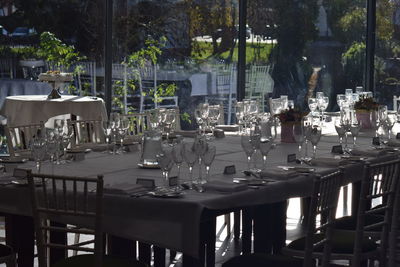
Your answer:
27;170;148;267
0;243;16;267
223;169;344;267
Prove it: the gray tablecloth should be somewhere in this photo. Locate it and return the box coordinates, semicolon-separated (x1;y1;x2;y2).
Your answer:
0;134;384;258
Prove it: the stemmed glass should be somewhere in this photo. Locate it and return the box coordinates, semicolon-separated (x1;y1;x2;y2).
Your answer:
235;101;244;134
308;125;322;158
318;96;329;119
202;144;216;183
164;109;176;140
193;136;208;184
208;105;221;138
371;111;380;137
182;142;198;187
30;138;47;173
241;134;254;171
109;112;120;155
172;142;184;187
293;124;304;156
156;145;174;188
194;103;209;136
335;118;346;147
383;116;396;140
250;131;261;171
302;117;313;160
259;138;272;170
336;94;346;112
102;121;112;152
117;119;130;154
308;98;318;116
350;121;362;147
54;119;65;164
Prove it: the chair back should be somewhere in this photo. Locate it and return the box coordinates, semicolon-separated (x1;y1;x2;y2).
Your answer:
0;58;15;78
68;119;105;147
394;96;400;112
389;168;400;266
353;158;400;266
27;170;104;267
120;113;150;137
302;169;344;267
5;122;45;157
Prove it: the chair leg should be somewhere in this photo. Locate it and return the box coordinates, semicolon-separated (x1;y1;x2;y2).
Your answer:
73;233;80;256
343;185;349;216
224;214;231;237
233;211;241;240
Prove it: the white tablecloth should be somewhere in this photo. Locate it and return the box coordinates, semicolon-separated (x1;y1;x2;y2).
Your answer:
0;95;108;126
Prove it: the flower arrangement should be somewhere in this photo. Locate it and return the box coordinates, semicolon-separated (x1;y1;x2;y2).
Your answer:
278;108;304;123
354;96;379;111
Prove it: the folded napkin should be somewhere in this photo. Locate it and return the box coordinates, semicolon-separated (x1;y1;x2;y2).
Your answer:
203;181;248;193
351;148;387;157
259;169;299;180
387;140;400;147
310;158;344;167
104;183;147;195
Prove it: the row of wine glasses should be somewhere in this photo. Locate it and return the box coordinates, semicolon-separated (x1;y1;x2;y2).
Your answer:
104;113;130;155
291;118;322;160
308;92;329;117
194;103;221;138
241;130;274;171
156;135;217;191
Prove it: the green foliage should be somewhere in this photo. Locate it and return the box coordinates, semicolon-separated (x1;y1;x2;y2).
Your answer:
37;32;84;69
127;37;166;67
342;42;365;87
181;112;192;124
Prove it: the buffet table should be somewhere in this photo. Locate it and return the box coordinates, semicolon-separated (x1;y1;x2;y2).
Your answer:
0;128;393;266
0;95;108;126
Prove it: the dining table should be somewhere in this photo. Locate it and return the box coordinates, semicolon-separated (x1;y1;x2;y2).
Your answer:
0;123;398;267
0;95;108;126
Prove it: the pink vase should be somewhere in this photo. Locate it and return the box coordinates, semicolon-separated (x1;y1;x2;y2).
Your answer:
280;122;297;143
356;111;373;129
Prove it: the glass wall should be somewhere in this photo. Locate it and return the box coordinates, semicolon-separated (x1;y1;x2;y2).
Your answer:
112;0;239;127
246;0;367;112
0;0;105;97
374;0;400;109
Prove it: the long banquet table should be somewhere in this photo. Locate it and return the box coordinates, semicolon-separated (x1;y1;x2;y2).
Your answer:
0;128;396;266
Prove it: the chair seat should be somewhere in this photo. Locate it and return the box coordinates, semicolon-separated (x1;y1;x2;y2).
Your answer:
287;232;378;254
52;254;147;267
332;214;383;231
222;253;303;267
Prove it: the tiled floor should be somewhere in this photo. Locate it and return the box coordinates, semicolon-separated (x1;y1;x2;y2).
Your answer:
0;188;351;267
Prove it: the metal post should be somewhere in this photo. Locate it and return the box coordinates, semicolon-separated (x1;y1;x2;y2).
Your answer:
104;0;113;116
365;0;376;94
237;0;247;101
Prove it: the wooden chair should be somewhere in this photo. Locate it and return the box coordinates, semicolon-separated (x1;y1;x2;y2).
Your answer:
388;164;400;266
120;113;149;138
330;158;400;266
5;122;45;158
246;65;274;111
27;170;147;267
223;169;344;267
0;243;16;267
67;119;105;147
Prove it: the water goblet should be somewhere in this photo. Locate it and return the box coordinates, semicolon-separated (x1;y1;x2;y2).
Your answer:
235;101;244;134
308;125;322;158
334;118;346;147
259;139;272;170
308;98;318;116
164;109;176;141
30;138;47;173
241;134;254;171
172;142;184;187
350;121;361;147
202;144;216;183
102;121;112;152
208;105;221;139
118;119;130;154
182;142;198;187
156;147;174;188
193;136;208;184
293;124;304;156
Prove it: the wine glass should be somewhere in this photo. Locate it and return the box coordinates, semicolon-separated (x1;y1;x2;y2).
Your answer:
308;125;322;158
350;121;362;147
335;118;346;147
293;124;304;156
156;145;174;188
30;138;47;173
235;101;244;134
109;112;120;155
383;116;396;140
202;144;216;183
208;105;221;138
250;131;261;171
336;94;346;111
308;98;318;115
318;96;329;118
259;138;272;170
118;119;130;154
102;121;112;152
241;134;254;171
193;136;208;184
182;142;198;187
172;142;184;187
164;109;176;141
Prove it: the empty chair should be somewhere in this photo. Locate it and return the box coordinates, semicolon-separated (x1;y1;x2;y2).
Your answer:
27;170;148;267
5;122;45;157
120;113;149;138
246;65;274;111
0;58;15;78
138;62;157;112
223;169;344;267
67;119;105;147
